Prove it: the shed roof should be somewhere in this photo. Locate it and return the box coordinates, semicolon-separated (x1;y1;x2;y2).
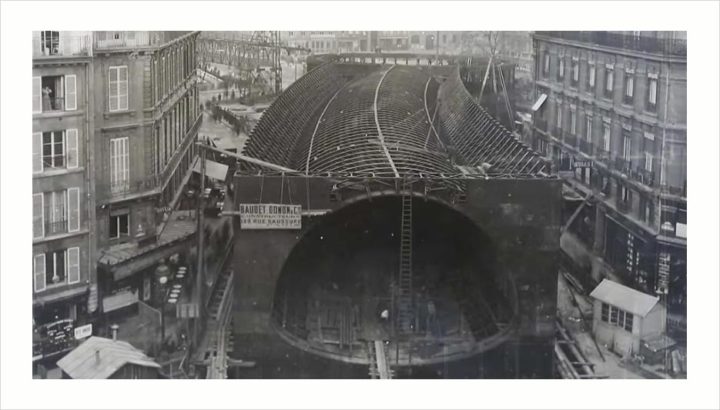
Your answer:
590;279;660;317
57;336;159;379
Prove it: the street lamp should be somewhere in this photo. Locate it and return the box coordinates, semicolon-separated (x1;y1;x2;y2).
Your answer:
155;262;170;345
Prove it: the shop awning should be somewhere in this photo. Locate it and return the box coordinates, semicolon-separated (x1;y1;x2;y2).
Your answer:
102;289;139;313
111;240;193;282
531;93;548;112
193;158;229;181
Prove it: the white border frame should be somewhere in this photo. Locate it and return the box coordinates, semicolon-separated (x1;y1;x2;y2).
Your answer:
2;1;719;409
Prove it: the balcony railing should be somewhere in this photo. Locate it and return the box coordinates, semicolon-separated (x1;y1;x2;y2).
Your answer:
535;31;687;57
33;33;92;58
94;32;151;49
45;220;68;236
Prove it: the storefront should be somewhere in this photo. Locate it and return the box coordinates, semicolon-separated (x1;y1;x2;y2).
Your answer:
32;289;92;366
603;212;656;295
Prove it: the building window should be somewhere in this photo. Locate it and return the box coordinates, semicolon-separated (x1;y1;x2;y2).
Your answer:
33;187;80;238
45;190;67;235
109;66;129;112
624;69;635;104
601;303;609;322
33;247;80;292
110;137;129;193
570;107;577;135
647;74;658;112
602;121;611;152
644;152;654;172
587;62;596;91
41;131;65;169
40;31;60;55
556;103;562;129
571;58;579;86
622;133;632;160
604;65;614;98
109;210;130;239
642;198;654;225
620;184;631;204
585;115;593;142
45;249;66;286
543;52;550;76
33;75;76;113
601;303;633;332
557;56;565;80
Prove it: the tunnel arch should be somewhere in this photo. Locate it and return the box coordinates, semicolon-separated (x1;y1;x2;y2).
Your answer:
270;193;519;366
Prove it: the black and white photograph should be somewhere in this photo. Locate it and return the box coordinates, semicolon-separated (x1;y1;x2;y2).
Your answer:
1;1;718;409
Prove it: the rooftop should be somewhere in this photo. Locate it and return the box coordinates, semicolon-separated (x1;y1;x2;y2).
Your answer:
590;279;660;317
57;336;159;379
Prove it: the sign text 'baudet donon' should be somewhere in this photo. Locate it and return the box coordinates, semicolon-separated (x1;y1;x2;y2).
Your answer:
239;203;302;230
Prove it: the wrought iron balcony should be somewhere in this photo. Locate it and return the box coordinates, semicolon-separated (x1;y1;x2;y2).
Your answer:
535;31;686;57
45;220;68;236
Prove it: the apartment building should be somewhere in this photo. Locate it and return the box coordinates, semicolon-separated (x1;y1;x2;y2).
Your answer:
91;31;201;318
32;31;97;362
528;31;687;330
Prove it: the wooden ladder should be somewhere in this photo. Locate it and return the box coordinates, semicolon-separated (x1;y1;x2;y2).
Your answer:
397;183;414;334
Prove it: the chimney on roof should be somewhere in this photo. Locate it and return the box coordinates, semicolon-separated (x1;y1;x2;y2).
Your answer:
95;350;100;365
111;324;119;342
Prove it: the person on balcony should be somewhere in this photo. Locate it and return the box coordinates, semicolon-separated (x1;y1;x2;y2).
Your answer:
42;86;52;111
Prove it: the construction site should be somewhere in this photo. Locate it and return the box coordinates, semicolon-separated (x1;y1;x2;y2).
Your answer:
186;32;564;379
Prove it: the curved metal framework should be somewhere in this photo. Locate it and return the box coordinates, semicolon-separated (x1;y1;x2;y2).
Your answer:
241;61;548;180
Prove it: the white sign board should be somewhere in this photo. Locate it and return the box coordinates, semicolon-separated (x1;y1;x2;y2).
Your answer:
239;203;301;230
74;324;92;340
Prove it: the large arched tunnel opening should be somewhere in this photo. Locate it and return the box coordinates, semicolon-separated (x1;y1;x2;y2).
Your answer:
270;194;518;374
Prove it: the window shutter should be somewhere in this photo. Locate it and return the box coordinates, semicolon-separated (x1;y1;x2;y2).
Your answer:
119;66;128;110
66;129;79;168
67;247;80;284
64;74;77;111
33;132;43;173
109;67;118;111
34;254;47;292
33;77;42;113
68;187;80;232
33;193;44;239
122;137;129;184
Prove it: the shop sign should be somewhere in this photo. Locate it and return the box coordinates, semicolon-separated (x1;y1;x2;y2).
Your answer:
573;159;592;169
626;232;635;275
238;203;302;230
74;324;92;340
657;252;671;294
